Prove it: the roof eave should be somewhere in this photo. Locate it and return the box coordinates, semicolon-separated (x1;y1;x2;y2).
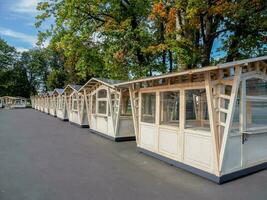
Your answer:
115;56;267;87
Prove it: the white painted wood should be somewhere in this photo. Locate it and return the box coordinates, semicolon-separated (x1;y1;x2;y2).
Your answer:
116;56;267;88
140;123;156;150
107;116;114;136
81;80;135;140
219;94;231;100
129;86;139;141
179;89;185;162
68;91;89;126
240;80;246;167
220;67;242;171
205;72;219;175
1;96;27;109
158;128;179;157
243;134;267;167
107;88;115;133
184;132;213;172
114;89;121;137
96;116;108;134
117;116;135;137
220;136;242;174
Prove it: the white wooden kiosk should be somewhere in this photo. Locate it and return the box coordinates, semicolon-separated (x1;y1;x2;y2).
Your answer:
33;96;38;110
56;85;81;121
30;96;35;109
81;78;135;141
0;97;3;108
117;56;267;183
1;96;27;109
36;95;41;110
43;93;48;113
68;86;89;127
55;87;67;121
49;88;63;116
43;92;53;114
39;94;45;112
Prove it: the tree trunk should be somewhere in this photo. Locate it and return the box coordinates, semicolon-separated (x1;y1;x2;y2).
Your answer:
162;50;166;67
168;50;173;72
202;40;213;67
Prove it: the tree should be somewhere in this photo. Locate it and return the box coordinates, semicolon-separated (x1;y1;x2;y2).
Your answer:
8;62;32;98
36;0;267;80
46;69;67;89
0;38;17;70
0;38;19;96
0;38;35;97
20;49;49;92
222;0;267;61
36;0;159;78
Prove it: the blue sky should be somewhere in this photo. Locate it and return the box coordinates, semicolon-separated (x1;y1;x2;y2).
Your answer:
0;0;49;52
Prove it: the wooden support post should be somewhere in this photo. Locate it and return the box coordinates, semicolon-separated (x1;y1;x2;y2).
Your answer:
138;91;142;145
129;85;139;143
114;89;122;137
255;62;260;72
155;91;160;152
219;66;242;172
179;89;185;161
107;88;115;134
240;80;246;167
205;72;220;175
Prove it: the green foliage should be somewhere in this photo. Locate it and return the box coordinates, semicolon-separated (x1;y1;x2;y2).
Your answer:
46;69;67;89
36;0;266;78
0;38;17;69
0;38;33;97
2;0;266;98
0;38;68;97
20;49;50;92
221;0;267;61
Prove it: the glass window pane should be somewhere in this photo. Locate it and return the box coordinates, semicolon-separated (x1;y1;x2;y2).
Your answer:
245;78;267;130
92;94;96;114
98;101;107;114
58;97;62;109
98;89;107;98
246;78;267;96
73;100;78;110
246;101;267;129
141;93;156;123
231;88;240;134
79;97;83;111
62;97;65;108
160;91;179;126
185;89;210;131
121;94;132;116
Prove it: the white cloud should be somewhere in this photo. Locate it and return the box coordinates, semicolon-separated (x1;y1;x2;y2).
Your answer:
0;27;37;46
16;47;29;52
11;0;41;14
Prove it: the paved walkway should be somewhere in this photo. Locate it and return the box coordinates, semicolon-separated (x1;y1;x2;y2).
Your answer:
0;109;267;200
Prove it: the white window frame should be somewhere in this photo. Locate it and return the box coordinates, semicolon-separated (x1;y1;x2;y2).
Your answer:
159;90;180;127
72;95;78;112
140;92;156;124
96;88;108;116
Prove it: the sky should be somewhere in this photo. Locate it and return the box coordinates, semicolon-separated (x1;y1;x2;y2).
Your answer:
0;0;49;52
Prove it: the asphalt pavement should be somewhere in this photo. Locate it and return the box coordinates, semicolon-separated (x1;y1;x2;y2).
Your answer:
0;109;267;200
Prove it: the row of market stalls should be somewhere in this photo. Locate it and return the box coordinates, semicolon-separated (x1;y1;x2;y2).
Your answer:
32;79;135;141
0;96;27;109
31;56;267;184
